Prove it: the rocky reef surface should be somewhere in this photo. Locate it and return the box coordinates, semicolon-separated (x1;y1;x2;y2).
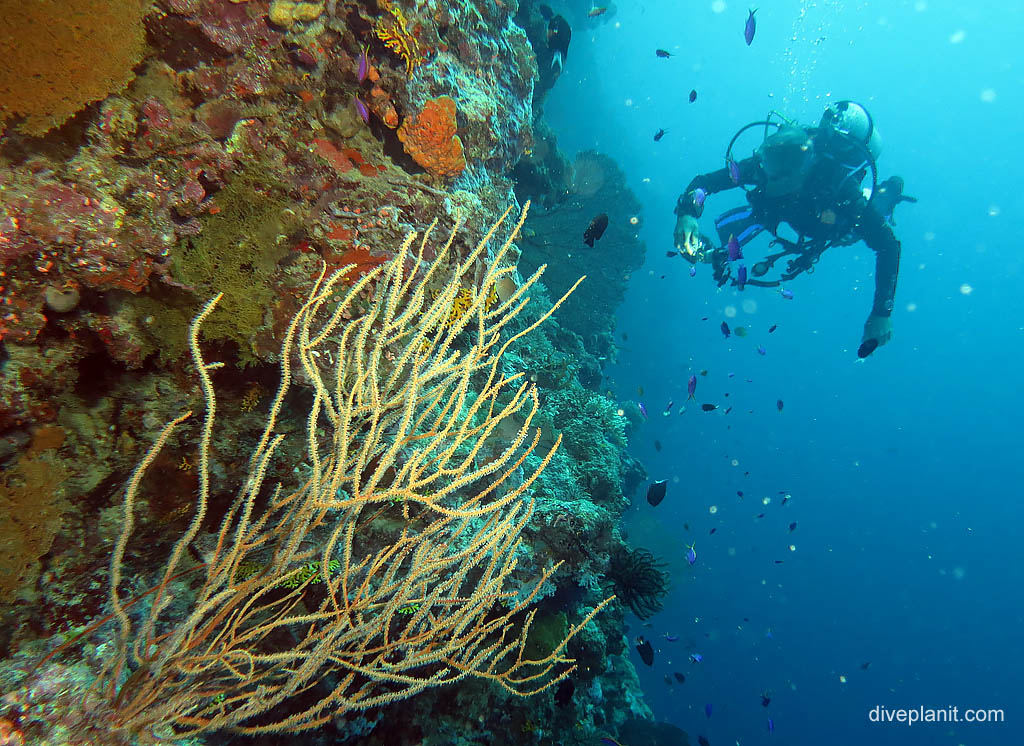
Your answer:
0;2;662;744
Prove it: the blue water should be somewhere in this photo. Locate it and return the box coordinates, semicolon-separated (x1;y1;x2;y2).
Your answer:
546;1;1023;744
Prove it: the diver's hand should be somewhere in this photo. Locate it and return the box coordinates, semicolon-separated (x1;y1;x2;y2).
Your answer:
674;215;700;257
858;314;893;358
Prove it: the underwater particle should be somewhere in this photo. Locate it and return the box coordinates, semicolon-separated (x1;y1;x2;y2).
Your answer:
959;283;973;295
711;0;726;12
630;216;640;225
724;304;737;318
949;29;966;44
742;298;758;313
674;672;686;683
979;88;997;103
731;459;739;466
839;674;847;683
987;205;1000;217
789;544;796;551
762;497;771;505
709;505;718;514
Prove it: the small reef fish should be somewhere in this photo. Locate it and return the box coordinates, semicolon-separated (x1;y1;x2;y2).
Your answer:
674;672;687;683
757;345;766;355
780;287;794;299
768;717;775;734
588;6;608;16
762;691;772;707
654;128;667;141
353;96;370;123
663;634;679;641
788;521;797;533
727;235;742;261
780;494;790;506
638;401;649;418
583;213;609;247
745;8;757;46
777;398;784;412
728;159;741;184
698;737;710;746
689;89;698;103
689;265;697;277
686;542;697;565
654;439;662;452
655;48;673;58
635;636;655;666
737;265;748;290
687;374;697;400
720;321;731;338
548;15;572;72
709;527;717;535
646;479;668;506
705;703;713;719
769;324;778;333
600;738;625;746
666;250;679;257
689;652;703;663
356;45;369;82
662;400;674;416
693;187;707;207
700;403;717;412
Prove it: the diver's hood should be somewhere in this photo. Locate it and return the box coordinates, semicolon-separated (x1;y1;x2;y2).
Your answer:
756;126;814;196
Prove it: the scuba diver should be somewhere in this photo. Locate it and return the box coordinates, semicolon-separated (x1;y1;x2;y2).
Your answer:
673;101;915;358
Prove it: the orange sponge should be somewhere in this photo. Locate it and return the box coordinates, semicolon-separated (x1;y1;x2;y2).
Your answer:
397;96;466;179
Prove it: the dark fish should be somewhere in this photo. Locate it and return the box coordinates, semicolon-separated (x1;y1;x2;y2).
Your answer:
654;439;662;452
689;89;697;103
700;369;708;376
724;406;732;414
548;15;571;72
635;636;655;666
674;672;687;683
745;8;757;46
769;324;778;333
727;234;742;261
646;479;668;506
788;521;797;533
654;128;667;141
538;4;554;20
720;321;730;338
655;48;673;58
776;398;784;412
554;678;575;707
737;490;744;497
768;717;774;734
774;559;785;564
687;374;697;400
664;674;674;686
762;691;772;707
666;250;678;257
698;737;710;746
737;264;747;290
780;495;790;506
701;403;717;412
756;512;765;518
588;6;608;17
861;661;871;670
857;338;879;358
709;527;717;535
583;213;608;247
705;702;713;719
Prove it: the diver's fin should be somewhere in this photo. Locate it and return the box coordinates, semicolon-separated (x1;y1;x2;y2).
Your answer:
551;51;563;73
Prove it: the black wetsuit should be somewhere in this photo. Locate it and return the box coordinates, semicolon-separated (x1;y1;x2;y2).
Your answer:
675;128;901;321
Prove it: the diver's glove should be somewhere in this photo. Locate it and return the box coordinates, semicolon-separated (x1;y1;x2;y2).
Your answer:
674;215;701;258
858;313;893;358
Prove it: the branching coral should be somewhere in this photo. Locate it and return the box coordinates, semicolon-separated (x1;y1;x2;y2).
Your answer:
397;95;467;179
375;0;423;76
607;545;670;620
0;0;148;135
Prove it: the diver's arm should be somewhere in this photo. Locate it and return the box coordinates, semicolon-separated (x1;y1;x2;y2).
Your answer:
675;157;759;219
855;206;901;356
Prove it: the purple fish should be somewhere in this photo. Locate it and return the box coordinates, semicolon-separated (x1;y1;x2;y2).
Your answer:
705;703;713;719
727;234;743;261
357;45;369;82
780;288;794;299
689;652;703;663
686;542;697;565
768;717;775;734
745;8;757;46
353;96;370;123
721;321;731;338
737;264;748;290
757;344;766;355
728;158;741;184
693;187;707;208
663;634;679;641
687;374;697;400
689;265;697;278
662;400;675;416
638;401;649;418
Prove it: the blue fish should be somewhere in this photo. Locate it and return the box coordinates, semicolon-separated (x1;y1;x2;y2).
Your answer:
693;187;707;208
727;234;742;261
687;374;697;400
728;158;741;184
780;287;794;299
353;96;370;123
689;265;697;277
638;402;649;418
686;542;697;565
737;264;747;290
745;8;757;46
768;717;775;734
357;45;369;82
663;634;679;641
757;344;766;356
690;652;703;663
705;703;713;719
720;321;731;338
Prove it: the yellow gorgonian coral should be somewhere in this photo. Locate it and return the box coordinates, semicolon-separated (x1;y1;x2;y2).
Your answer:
375;0;423;76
